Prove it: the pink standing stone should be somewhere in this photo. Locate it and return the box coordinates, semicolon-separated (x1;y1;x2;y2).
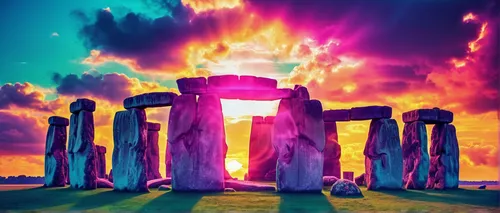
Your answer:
247;116;277;181
323;121;341;178
146;122;162;180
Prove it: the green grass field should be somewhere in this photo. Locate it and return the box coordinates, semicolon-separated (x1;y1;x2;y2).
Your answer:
0;185;498;212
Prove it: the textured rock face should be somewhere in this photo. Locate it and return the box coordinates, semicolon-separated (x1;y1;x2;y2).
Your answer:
355;173;365;186
247;116;277;181
123;92;177;109
112;109;149;192
323;109;351;122
364;118;403;190
273;98;325;192
45;117;69;187
68;109;97;190
427;124;459;190
224;180;276;192
95;145;107;178
146;122;162;180
323;121;341;178
70;99;96;113
168;94;224;191
330;179;363;197
402;121;429;190
350;106;392;121
177;77;208;94
402;108;453;124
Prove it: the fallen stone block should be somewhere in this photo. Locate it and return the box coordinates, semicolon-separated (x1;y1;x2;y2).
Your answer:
350;106;392;120
402;121;429;190
48;116;69;126
97;178;114;188
355;173;365;186
147;178;172;188
478;185;486;189
426;124;459;190
323;176;339;186
364;118;403;190
323;109;350;122
177;77;207;94
70;99;96;113
224;180;276;192
224;188;237;192
158;185;171;191
330;179;363;197
402;108;453;124
124;92;177;109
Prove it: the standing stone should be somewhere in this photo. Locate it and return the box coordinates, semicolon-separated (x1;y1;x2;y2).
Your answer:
68;108;97;190
95;145;107;178
343;171;354;181
248;116;277;181
112;109;149;192
273;98;325;192
355;173;365;186
402;121;429;190
45;116;69;187
427;124;459;189
323;121;341;178
147;122;162;180
364;118;403;190
165;144;172;178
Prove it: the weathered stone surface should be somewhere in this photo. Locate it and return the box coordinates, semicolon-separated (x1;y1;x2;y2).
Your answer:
97;178;114;188
208;75;277;90
264;169;277;181
147;178;172;188
112;109;149;192
195;94;225;191
168;94;224;192
123;92;177;109
355;173;365;186
177;77;207;94
330;179;363;197
247;116;277;181
147;122;161;131
212;88;293;100
427;124;459;190
273;98;325;192
70;99;96;113
402;108;454;124
68;110;97;190
95;145;107;178
323;109;350;122
323;121;341;178
224;180;276;192
158;185;171;191
402;121;429;190
45;125;68;187
350;106;392;121
48;116;69;126
147;122;162;180
343;171;354;181
323;176;339;186
364;118;403;190
293;85;310;100
165;144;172;178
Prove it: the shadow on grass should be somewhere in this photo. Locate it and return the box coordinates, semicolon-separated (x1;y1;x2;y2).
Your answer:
378;188;500;207
278;192;337;212
140;191;205;212
0;187;81;210
70;190;146;210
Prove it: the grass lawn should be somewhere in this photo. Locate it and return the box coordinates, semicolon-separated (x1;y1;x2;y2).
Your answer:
0;185;498;212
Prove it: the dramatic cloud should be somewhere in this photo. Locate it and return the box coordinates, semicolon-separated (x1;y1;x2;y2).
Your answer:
461;142;498;167
52;72;178;103
0;111;46;155
0;83;61;112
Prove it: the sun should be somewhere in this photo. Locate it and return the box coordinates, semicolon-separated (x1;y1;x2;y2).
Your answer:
225;159;243;173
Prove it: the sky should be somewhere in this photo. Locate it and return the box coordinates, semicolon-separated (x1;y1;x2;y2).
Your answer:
0;0;498;181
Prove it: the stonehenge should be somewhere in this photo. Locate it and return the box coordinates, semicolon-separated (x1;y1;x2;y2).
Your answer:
146;122;162;180
402;108;459;190
42;75;462;194
68;98;98;190
44;116;69;187
247;116;277;181
95;145;107;178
